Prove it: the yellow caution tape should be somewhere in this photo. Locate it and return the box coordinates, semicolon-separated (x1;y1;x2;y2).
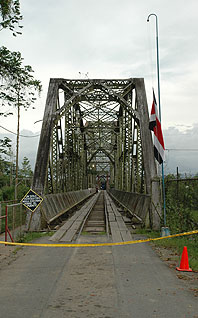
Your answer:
0;230;198;248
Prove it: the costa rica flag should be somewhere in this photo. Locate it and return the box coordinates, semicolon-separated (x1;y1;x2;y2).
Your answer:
149;90;165;164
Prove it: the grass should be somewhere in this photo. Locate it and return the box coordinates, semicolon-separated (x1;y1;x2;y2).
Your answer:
17;231;54;243
12;247;21;254
135;229;198;271
192;210;198;222
10;231;54;256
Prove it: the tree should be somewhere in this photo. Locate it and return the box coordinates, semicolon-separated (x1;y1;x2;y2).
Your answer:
0;0;23;111
0;1;42;200
0;137;12;189
0;136;12;177
0;48;42;199
11;60;42;200
0;0;22;36
20;156;32;178
0;46;41;111
0;136;12;155
0;48;42;200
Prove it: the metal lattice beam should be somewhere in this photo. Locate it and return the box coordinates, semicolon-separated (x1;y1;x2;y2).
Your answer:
28;78;161;230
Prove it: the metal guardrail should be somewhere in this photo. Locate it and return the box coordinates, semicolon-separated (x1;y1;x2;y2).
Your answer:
0;201;26;243
108;188;151;223
0;200;17;233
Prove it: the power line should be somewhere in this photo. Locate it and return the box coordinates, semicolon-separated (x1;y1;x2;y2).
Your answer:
166;148;198;151
0;125;40;138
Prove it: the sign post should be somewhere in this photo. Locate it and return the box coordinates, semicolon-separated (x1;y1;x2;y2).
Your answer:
21;189;43;213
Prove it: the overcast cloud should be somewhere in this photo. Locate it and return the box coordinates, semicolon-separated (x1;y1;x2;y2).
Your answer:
0;0;198;174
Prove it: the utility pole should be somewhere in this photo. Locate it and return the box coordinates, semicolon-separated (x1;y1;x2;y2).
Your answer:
15;92;20;201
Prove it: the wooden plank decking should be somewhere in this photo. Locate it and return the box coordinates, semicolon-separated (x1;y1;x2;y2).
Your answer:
49;191;132;243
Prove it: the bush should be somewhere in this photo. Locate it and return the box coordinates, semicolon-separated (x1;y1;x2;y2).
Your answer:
1;185;15;201
0;189;3;201
17;184;29;200
165;176;198;233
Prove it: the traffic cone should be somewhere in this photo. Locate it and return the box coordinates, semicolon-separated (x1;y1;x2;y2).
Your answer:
176;246;192;272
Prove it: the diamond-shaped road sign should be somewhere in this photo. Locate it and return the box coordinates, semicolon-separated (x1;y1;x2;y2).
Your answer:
21;189;43;212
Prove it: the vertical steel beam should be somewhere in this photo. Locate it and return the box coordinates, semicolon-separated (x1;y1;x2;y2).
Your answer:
28;79;59;230
134;78;161;229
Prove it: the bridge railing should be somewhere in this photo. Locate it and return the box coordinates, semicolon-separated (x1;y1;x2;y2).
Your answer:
108;188;151;224
40;188;96;227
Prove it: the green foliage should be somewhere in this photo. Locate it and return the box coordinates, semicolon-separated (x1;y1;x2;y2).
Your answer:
0;136;12;154
135;229;198;271
165;175;198;233
0;2;41;117
20;156;32;178
165;195;194;233
0;173;10;187
0;0;23;36
0;180;30;201
0;184;15;200
0;46;23;82
192;210;198;222
0;189;3;200
17;231;54;243
0;137;13;186
0;138;12;191
17;183;29;200
0;46;42;112
0;149;32;201
0;179;32;201
0;158;11;176
156;235;198;271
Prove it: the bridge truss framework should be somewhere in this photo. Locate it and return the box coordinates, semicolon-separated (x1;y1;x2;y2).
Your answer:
30;78;161;230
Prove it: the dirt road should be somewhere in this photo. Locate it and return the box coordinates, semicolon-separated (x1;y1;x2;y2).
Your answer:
0;234;198;318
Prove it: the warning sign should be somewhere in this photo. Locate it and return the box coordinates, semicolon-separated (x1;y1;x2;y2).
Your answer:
21;189;43;212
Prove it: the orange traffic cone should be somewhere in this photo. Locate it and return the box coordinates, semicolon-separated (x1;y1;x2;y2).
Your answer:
176;246;192;272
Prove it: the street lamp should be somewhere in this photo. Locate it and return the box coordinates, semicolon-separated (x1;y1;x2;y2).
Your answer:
147;13;161;121
147;13;169;235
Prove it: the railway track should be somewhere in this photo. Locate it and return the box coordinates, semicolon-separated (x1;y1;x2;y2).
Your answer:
50;191;132;242
77;191;109;238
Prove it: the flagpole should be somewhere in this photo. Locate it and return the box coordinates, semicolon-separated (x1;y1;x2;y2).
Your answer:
147;13;168;231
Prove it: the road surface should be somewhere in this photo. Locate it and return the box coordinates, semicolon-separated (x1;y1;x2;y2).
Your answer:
0;234;198;318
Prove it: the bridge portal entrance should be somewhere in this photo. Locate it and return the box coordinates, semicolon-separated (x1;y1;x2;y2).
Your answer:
29;78;161;230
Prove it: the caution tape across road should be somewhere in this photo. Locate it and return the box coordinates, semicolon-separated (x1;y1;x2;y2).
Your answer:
0;230;198;248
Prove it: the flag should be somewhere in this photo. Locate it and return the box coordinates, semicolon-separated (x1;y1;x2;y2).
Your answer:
149;90;165;164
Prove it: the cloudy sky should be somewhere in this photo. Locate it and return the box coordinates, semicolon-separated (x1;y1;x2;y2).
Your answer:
0;0;198;174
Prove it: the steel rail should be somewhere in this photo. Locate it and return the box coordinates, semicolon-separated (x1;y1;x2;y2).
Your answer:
76;193;100;240
104;192;110;239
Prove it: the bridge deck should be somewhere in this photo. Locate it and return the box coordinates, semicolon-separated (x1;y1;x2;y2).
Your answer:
50;191;132;243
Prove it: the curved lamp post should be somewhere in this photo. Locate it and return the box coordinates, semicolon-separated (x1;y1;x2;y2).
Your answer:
147;13;168;232
147;13;161;121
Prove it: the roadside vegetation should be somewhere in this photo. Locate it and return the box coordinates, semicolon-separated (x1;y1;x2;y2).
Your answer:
136;229;198;271
0;153;33;202
17;231;54;243
137;174;198;271
0;139;33;234
165;174;198;232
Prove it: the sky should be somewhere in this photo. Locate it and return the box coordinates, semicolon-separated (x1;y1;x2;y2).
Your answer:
0;0;198;174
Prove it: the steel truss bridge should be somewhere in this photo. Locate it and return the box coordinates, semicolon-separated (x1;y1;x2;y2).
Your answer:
29;78;161;230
